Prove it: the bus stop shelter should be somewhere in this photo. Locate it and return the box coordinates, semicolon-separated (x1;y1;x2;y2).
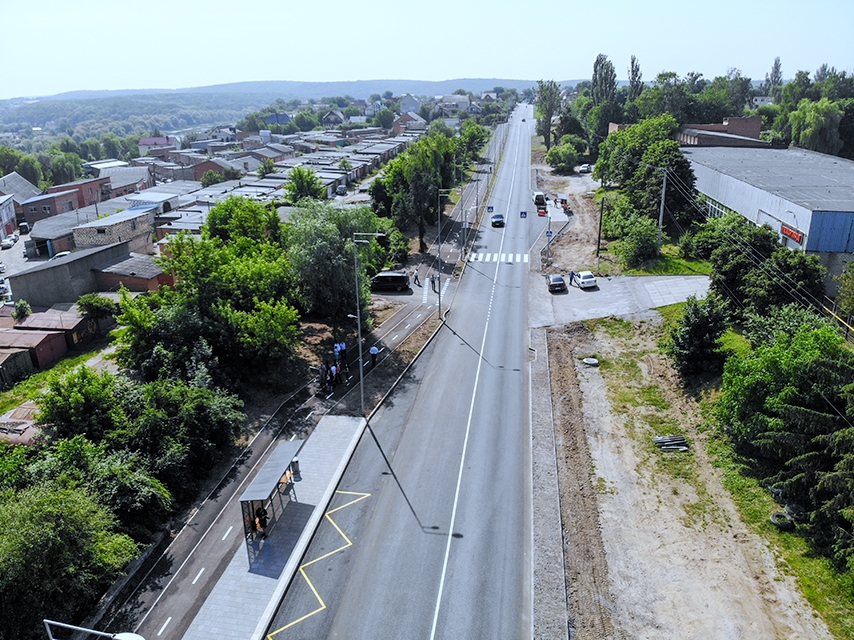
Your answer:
239;439;303;562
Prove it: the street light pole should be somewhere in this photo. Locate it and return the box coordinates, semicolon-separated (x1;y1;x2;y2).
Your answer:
352;232;384;417
437;188;451;319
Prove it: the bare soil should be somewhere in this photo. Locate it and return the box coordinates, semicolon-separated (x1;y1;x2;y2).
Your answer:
534;152;832;639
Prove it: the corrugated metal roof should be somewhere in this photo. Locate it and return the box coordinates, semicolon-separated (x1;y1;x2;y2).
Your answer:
683;147;854;213
240;440;304;503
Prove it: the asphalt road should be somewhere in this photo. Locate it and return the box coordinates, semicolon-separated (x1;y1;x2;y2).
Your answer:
267;104;540;639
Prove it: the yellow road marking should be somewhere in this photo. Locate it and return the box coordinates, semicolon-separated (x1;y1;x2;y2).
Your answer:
267;491;370;638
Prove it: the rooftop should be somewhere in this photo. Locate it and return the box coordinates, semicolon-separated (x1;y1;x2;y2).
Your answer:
683;147;854;213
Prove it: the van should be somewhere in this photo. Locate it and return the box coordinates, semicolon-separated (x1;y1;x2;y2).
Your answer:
370;271;410;292
533;192;547;207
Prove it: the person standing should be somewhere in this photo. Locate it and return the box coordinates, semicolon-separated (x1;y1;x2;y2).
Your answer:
430;274;436;291
569;270;576;286
413;269;421;287
255;506;269;539
339;341;347;362
370;345;379;367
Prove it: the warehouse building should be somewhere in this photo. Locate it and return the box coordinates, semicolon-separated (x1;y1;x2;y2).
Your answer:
683;147;854;294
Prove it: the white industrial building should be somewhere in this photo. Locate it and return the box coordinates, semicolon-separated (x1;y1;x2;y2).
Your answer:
683;146;854;294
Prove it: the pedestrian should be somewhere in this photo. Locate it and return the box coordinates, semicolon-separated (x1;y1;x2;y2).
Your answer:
430;274;436;291
413;268;421;287
255;506;269;539
370;345;379;367
333;342;340;363
329;364;337;389
569;270;576;286
339;341;347;362
318;362;327;389
335;363;343;386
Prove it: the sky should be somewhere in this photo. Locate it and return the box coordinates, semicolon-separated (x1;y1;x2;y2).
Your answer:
3;0;853;100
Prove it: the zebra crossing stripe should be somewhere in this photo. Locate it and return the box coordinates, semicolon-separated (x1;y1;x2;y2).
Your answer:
467;252;531;263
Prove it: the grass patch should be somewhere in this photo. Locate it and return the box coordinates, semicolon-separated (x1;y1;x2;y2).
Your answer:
586;316;635;340
622;244;712;276
707;425;854;636
0;335;115;415
719;327;751;358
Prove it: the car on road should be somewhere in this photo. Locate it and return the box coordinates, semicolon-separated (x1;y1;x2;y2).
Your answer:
577;270;597;288
49;251;71;261
579;164;592;173
0;262;6;273
491;213;505;227
336;185;347;196
547;274;567;292
537;206;547;216
370;271;410;292
0;238;13;250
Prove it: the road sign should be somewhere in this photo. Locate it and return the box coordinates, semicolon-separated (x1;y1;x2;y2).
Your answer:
520;211;527;218
487;206;493;213
546;230;553;238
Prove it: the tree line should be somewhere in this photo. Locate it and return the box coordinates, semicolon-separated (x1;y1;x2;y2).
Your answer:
0;193;408;639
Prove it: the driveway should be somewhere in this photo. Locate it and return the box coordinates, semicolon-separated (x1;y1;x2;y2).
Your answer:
529;271;710;328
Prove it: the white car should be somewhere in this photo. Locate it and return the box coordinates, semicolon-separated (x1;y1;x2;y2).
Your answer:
0;238;13;250
577;270;597;288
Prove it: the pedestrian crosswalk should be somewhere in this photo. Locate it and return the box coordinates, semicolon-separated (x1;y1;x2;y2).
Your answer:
467;253;530;263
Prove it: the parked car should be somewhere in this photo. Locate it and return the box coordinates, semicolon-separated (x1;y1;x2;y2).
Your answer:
491;213;505;227
577;270;597;288
0;262;6;273
537;207;547;216
579;164;592;173
49;251;71;261
547;274;567;292
0;238;13;250
336;184;347;196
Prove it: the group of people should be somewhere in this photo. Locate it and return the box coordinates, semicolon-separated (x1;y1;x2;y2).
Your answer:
320;341;350;391
413;268;440;292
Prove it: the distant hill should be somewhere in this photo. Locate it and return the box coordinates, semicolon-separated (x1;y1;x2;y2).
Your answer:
33;78;591;103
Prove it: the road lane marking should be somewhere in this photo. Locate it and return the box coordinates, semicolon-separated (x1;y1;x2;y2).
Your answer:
221;526;233;541
267;491;371;638
157;617;171;636
192;568;205;585
392;334;398;341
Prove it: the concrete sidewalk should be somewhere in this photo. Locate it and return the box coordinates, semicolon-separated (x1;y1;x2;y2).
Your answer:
181;414;365;640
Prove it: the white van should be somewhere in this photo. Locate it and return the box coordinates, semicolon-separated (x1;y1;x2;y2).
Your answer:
532;192;547;207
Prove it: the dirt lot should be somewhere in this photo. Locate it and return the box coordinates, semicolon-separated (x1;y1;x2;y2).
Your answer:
533;152;833;639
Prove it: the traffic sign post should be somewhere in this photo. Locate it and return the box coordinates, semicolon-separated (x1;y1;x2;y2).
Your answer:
487;206;493;213
520;211;527;218
546;229;553;238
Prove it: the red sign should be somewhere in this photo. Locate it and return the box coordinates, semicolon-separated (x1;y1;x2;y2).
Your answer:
781;225;803;244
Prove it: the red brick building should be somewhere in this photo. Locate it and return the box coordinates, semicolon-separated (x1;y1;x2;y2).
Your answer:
21;190;78;226
47;177;111;209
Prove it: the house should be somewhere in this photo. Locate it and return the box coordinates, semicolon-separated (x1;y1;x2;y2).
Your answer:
210;127;239;143
9;243;133;308
481;92;498;102
678;116;769;148
0;329;68;370
15;312;99;349
46;177;111;209
0;171;41;217
321;110;346;126
399;93;422;115
94;252;170;292
392;112;427;136
21;190;78;227
98;166;153;198
0;195;16;238
365;100;384;117
73;209;153;254
683;146;854;294
0;348;36;387
83;159;128;177
138;136;179;156
265;113;291;125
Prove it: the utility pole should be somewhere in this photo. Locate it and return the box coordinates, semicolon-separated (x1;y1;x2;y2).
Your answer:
657;167;667;253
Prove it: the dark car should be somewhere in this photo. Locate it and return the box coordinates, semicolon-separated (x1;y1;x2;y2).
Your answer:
547;274;567;292
491;213;505;227
370;271;410;292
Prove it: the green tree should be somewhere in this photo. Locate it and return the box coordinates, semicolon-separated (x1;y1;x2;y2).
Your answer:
0;484;138;640
613;215;659;267
789;97;843;154
76;292;117;335
667;293;728;376
14;154;42;186
741;247;827;317
834;260;854;316
535;79;562;149
285;165;325;202
545;144;579;174
624;140;697;222
374;108;395;129
627;55;644;102
11;299;31;322
257;157;276;178
636;72;691;123
201;169;224;187
709;221;780;315
594;113;678;186
591;54;617;106
293;110;320;131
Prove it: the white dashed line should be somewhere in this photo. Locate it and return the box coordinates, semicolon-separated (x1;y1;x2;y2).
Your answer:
192;568;205;585
222;526;233;541
158;617;172;636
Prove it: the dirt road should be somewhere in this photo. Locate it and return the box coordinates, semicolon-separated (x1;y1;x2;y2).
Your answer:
533;155;832;639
